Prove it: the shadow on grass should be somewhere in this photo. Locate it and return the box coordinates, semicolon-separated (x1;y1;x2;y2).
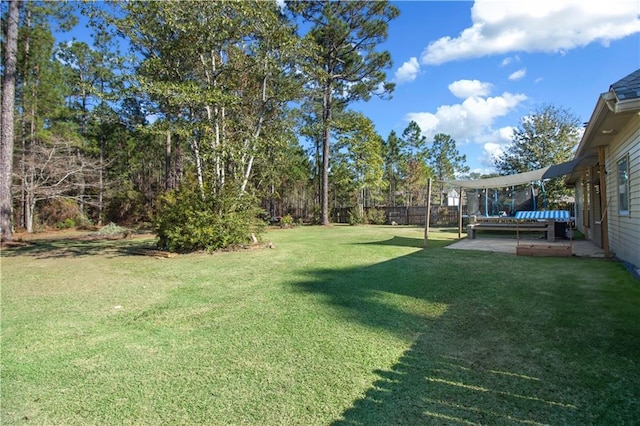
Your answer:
292;245;639;425
332;336;580;425
357;233;457;250
0;235;157;259
357;235;425;249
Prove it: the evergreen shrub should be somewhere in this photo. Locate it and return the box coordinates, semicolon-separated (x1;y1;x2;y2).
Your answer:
154;186;265;252
348;209;363;225
366;207;386;225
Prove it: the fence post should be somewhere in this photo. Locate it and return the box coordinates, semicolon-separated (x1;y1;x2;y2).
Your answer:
424;178;432;247
458;186;463;239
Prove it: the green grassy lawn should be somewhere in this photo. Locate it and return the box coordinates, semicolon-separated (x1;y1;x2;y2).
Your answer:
1;225;639;425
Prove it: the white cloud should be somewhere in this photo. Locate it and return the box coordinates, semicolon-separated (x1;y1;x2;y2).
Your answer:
405;92;527;144
394;57;420;84
448;79;493;98
477;127;517;167
500;55;520;67
482;142;505;167
421;0;640;65
508;68;527;81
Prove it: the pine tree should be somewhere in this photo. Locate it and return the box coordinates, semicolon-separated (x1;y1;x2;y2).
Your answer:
289;0;399;224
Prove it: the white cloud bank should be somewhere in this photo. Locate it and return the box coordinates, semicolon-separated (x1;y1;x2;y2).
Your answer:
394;57;420;84
421;0;640;65
406;80;526;168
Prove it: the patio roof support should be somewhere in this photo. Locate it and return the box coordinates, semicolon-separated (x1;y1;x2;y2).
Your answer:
458;186;463;239
582;170;589;240
598;146;611;258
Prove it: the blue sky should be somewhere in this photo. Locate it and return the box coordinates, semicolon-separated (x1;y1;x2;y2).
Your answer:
56;0;640;174
351;0;640;173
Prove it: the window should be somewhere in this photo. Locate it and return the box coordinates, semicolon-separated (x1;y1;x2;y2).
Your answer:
617;154;630;216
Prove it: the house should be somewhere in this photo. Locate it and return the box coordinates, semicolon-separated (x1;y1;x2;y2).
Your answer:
567;69;640;276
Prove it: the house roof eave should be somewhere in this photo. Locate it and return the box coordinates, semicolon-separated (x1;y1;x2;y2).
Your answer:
567;87;640;185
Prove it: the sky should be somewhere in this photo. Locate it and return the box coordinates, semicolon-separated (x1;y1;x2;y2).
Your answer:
54;0;640;174
351;0;640;174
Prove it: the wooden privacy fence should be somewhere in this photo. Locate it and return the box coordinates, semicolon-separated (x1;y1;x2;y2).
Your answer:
332;206;467;226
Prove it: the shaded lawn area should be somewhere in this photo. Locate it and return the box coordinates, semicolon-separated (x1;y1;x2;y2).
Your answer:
1;225;639;424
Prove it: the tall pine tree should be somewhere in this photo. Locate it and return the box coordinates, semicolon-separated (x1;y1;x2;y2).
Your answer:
289;0;398;225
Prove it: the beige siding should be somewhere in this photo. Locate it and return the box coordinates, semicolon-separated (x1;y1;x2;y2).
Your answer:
606;114;640;269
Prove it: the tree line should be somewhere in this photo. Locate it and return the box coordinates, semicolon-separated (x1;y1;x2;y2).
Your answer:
1;1;579;250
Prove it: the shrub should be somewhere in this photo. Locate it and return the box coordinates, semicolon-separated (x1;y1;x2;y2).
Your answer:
95;222;130;237
154;186;265;253
280;214;294;228
348;209;363;226
75;213;93;230
40;199;78;227
106;188;153;225
55;217;76;229
366;208;387;225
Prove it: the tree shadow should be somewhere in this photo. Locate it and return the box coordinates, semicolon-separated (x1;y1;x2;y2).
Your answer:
332;336;578;425
356;232;458;250
357;235;425;249
291;249;608;425
0;235;157;259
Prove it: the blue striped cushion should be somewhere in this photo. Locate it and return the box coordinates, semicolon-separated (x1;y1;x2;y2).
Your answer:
514;211;570;220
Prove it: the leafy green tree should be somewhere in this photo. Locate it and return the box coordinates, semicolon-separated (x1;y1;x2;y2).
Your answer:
334;111;385;220
12;1;79;232
402;120;432;205
382;130;405;206
297;98;326;215
495;104;580;209
402;120;428;160
57;38;123;223
428;133;469;205
383;121;433;206
111;0;301;250
288;0;399;225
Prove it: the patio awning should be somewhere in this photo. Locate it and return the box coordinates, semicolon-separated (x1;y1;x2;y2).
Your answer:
447;158;583;189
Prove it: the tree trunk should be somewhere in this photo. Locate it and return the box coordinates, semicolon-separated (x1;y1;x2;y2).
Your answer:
18;6;30;230
0;0;20;241
98;137;104;225
190;138;204;198
25;191;33;233
165;129;172;191
321;82;332;225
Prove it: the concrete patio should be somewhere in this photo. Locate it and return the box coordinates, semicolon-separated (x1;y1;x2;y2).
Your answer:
446;236;606;258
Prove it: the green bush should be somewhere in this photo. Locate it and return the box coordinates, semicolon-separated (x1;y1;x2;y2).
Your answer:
366;207;387;225
154;186;265;253
75;213;93;229
107;187;153;225
280;214;294;228
55;217;76;229
40;199;78;227
348;209;363;226
95;222;130;237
